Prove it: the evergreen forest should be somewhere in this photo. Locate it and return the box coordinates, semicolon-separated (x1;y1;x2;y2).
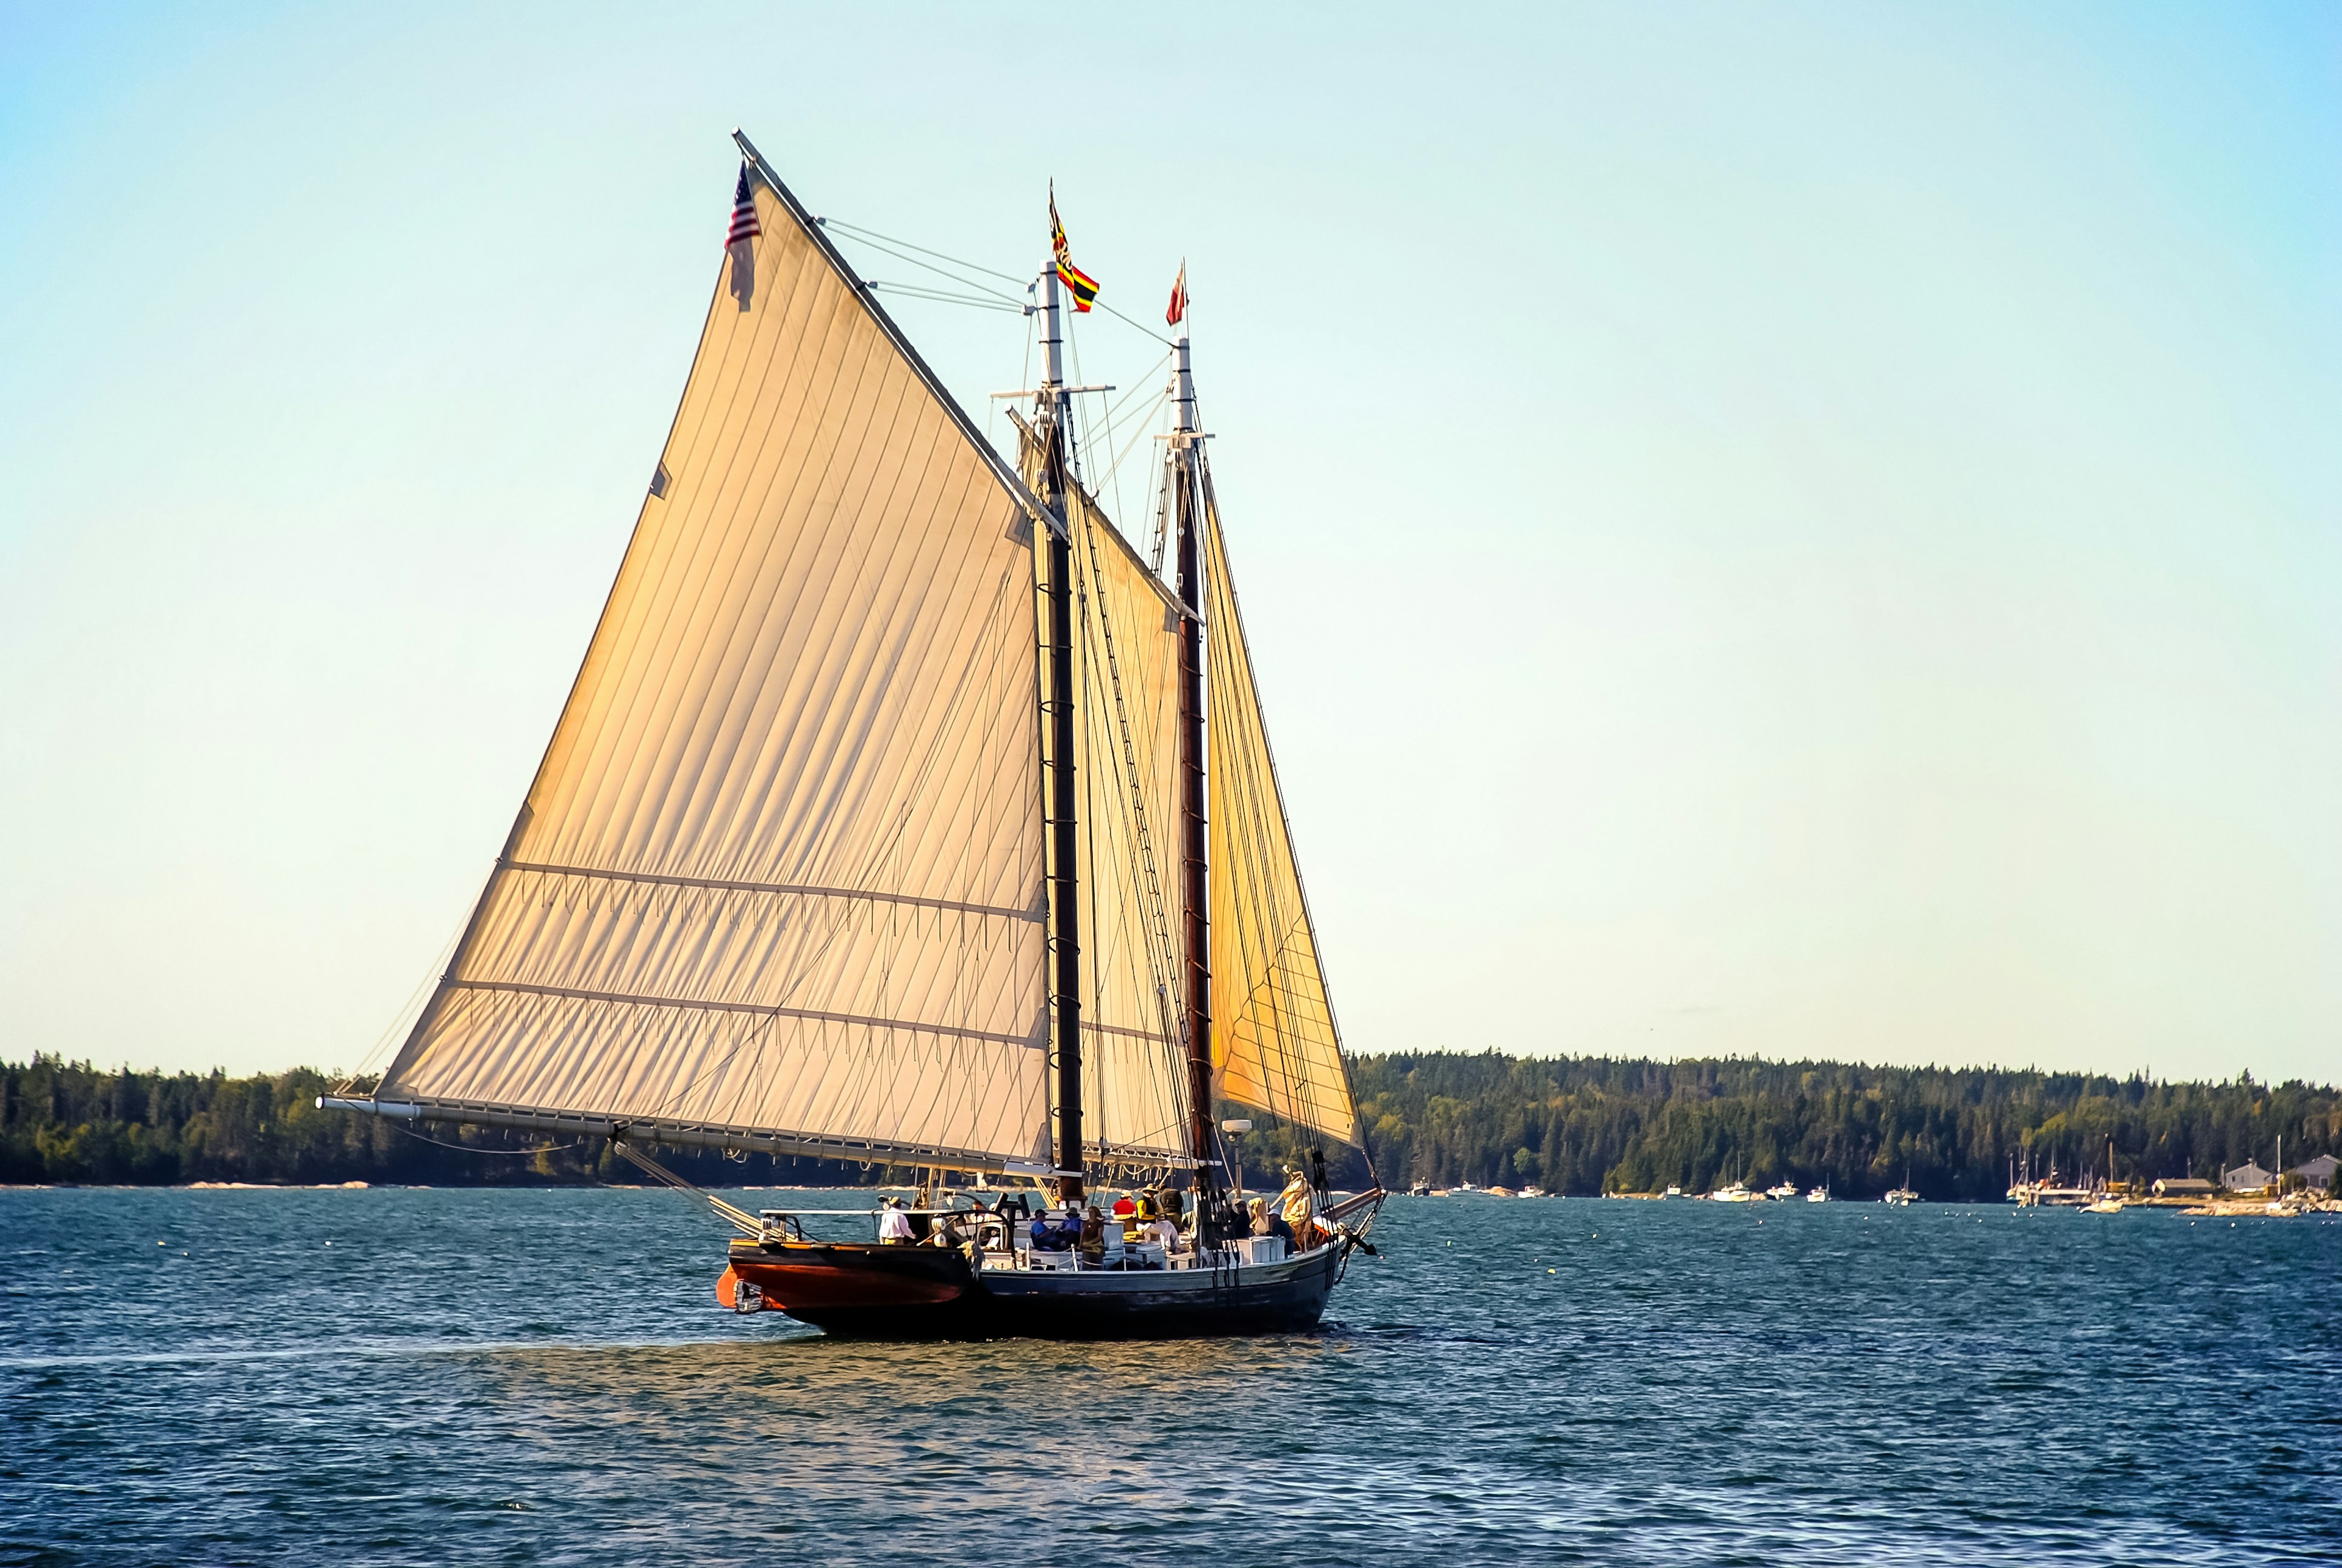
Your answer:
5;1051;2335;1200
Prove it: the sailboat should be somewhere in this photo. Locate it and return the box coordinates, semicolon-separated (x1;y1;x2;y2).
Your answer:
321;132;1384;1337
1883;1165;1918;1206
1707;1156;1755;1201
2083;1136;2125;1212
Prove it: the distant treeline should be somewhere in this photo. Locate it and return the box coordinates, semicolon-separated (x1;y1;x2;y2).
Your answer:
0;1057;867;1190
4;1051;2337;1201
1323;1053;2340;1200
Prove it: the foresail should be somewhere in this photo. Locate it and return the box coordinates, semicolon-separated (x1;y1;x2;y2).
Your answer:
1020;429;1194;1163
1203;487;1359;1147
376;170;1051;1170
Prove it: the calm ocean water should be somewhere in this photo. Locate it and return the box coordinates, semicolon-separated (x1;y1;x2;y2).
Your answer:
2;1187;2335;1566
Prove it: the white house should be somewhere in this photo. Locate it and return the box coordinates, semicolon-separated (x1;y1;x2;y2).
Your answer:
2221;1162;2276;1192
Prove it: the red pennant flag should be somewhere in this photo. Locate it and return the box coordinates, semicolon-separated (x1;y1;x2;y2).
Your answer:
1166;262;1187;327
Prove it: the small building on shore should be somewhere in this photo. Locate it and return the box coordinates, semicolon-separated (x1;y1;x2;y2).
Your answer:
2152;1177;2217;1198
2222;1162;2276;1193
2293;1154;2338;1189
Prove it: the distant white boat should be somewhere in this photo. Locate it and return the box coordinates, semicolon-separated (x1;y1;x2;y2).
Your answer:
1710;1182;1756;1203
1765;1182;1799;1201
1519;1185;1547;1198
1663;1185;1683;1200
1883;1187;1916;1207
1806;1184;1832;1203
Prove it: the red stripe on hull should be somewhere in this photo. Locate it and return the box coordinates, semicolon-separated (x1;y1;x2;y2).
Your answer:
727;1242;969;1311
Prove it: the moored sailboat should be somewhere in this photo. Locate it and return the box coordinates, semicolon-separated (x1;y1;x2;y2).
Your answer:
323;132;1383;1338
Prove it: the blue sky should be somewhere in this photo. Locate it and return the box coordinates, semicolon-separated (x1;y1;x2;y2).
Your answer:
2;3;2336;1082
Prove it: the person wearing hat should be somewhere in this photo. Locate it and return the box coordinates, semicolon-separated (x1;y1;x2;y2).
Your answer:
876;1196;916;1244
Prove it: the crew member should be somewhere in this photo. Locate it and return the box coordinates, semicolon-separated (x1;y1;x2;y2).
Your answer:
1080;1204;1108;1265
1278;1167;1319;1248
1145;1211;1180;1255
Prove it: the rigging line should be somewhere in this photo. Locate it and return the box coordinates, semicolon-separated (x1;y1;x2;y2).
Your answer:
864;281;1024;313
1086;293;1176;349
1090;351;1170;520
833;234;1027;302
397;1125;580;1158
1098;392;1172;496
1148;446;1173;575
349;900;475;1087
1087;357;1173;515
822;215;1167;349
817;217;1032;288
1101;352;1173;424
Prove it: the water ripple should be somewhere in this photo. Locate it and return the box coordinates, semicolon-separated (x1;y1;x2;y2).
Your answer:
2;1188;2337;1564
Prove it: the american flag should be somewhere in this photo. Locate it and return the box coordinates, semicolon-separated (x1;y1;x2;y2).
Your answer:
727;165;761;248
726;163;760;311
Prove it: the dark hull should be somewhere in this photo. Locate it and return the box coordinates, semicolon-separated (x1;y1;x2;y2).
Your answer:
722;1239;1344;1341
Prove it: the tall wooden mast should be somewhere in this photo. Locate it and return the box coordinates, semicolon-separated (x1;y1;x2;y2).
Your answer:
1172;334;1215;1190
1036;264;1084;1203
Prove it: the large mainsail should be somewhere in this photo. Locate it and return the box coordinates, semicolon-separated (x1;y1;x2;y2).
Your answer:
371;163;1059;1170
1202;478;1361;1147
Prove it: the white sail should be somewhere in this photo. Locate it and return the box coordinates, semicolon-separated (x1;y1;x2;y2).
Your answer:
373;168;1055;1169
1019;428;1194;1164
1070;482;1192;1163
1204;478;1360;1147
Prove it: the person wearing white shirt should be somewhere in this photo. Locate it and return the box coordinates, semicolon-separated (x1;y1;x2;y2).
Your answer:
876;1199;915;1244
